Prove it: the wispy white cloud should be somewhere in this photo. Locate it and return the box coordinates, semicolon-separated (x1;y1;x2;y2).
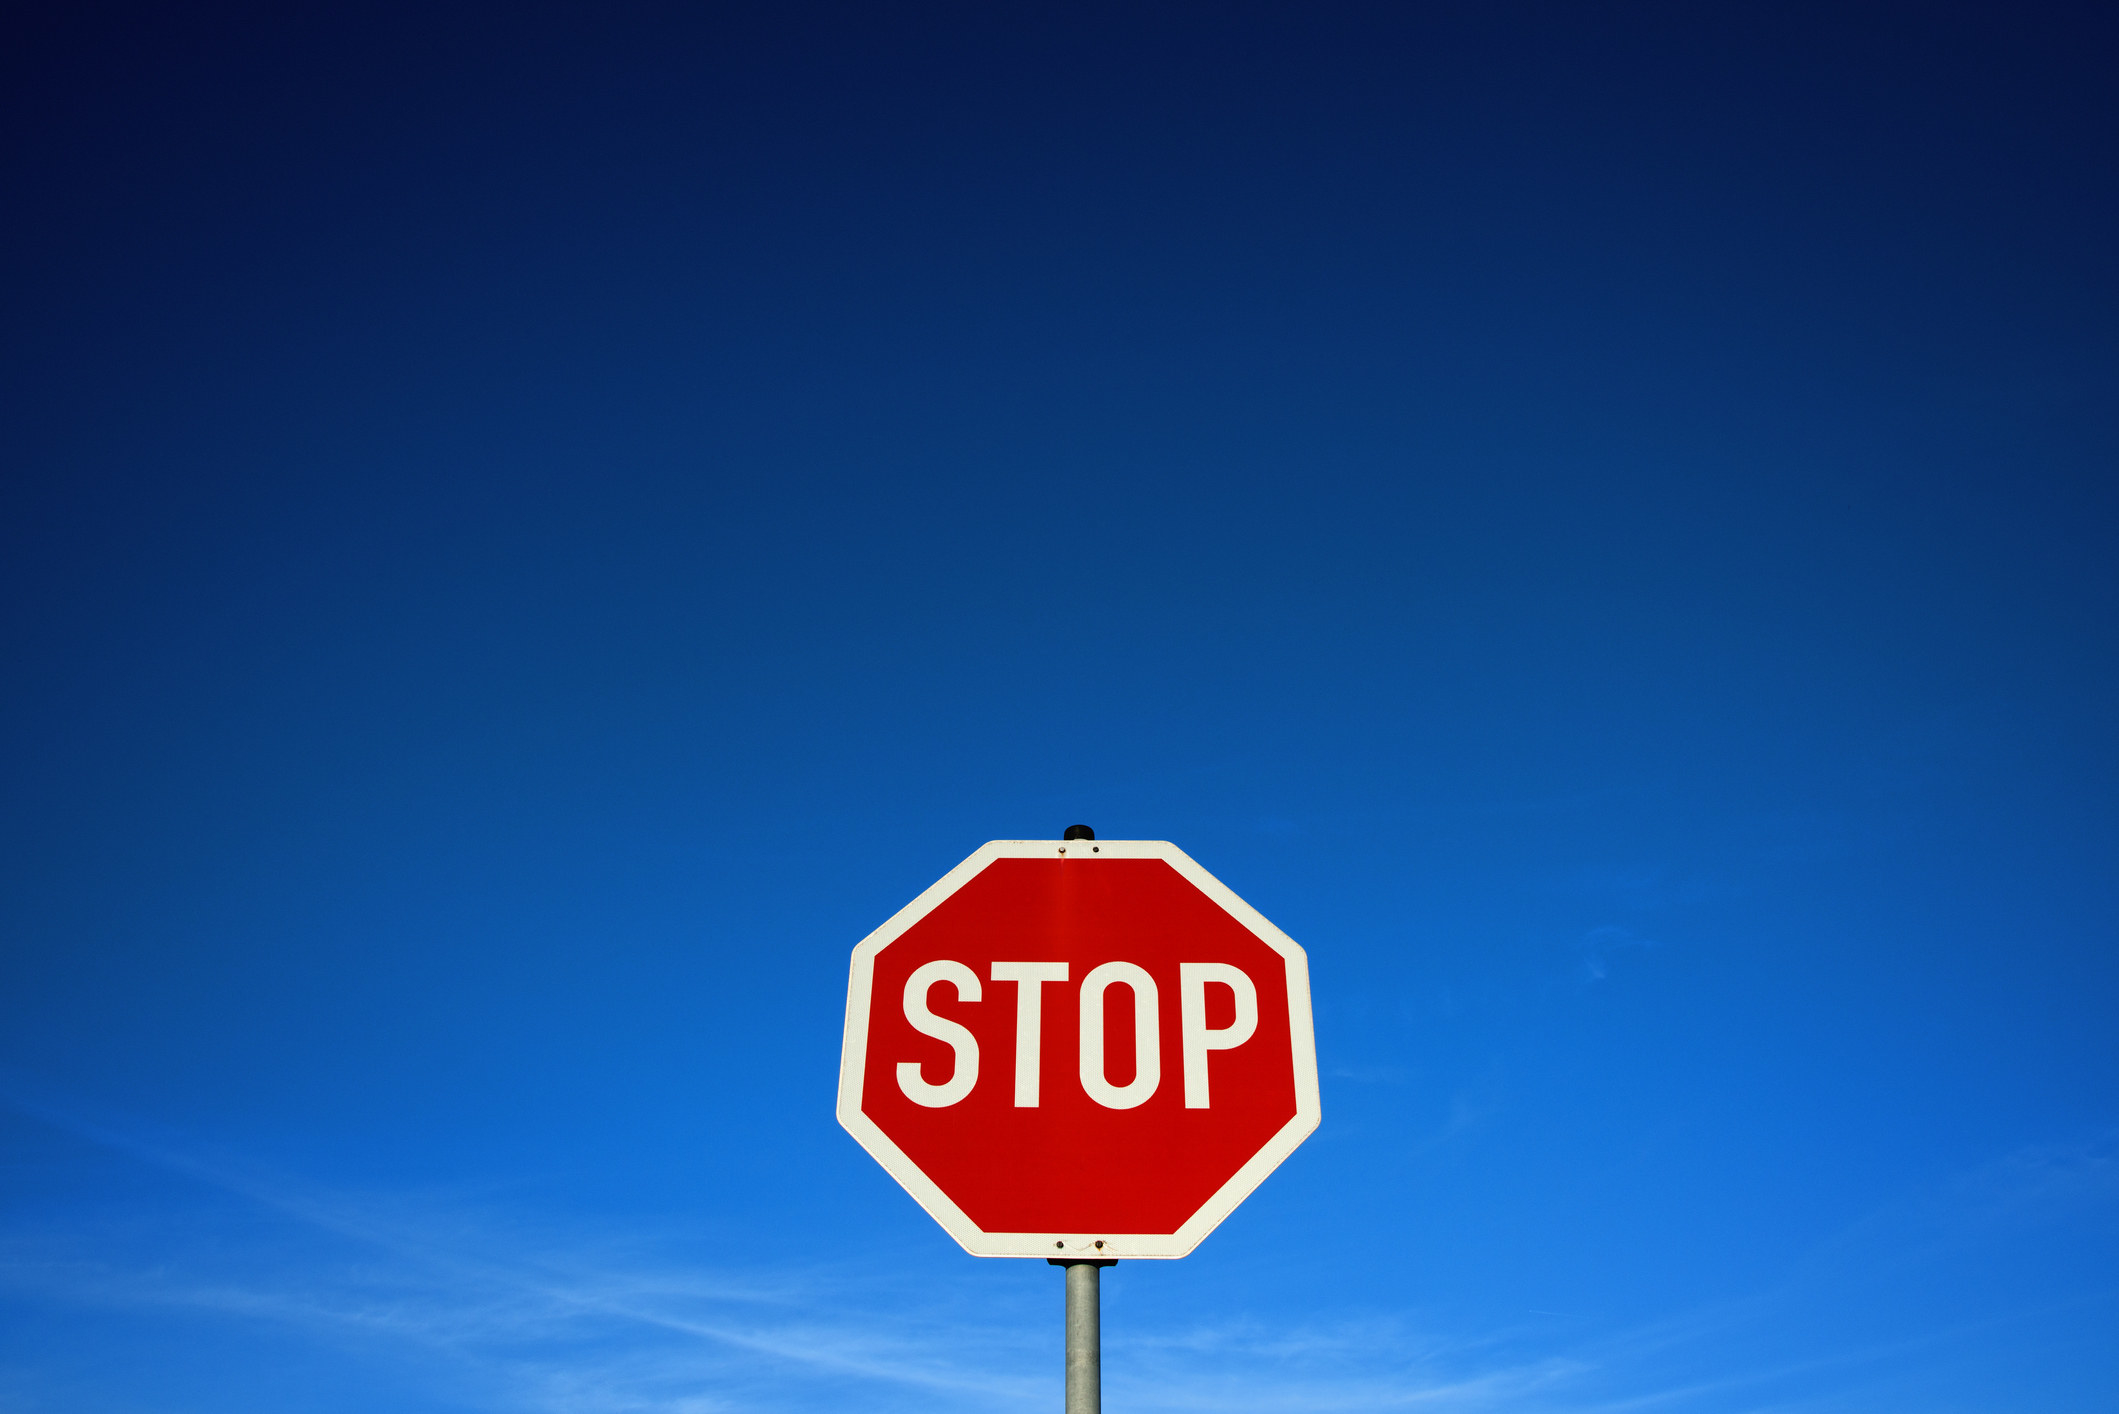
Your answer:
1112;1315;1586;1412
0;1096;1574;1414
1573;925;1656;983
2;1082;2115;1414
0;1082;1051;1413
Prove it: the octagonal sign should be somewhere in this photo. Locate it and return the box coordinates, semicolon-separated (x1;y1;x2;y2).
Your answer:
836;839;1320;1258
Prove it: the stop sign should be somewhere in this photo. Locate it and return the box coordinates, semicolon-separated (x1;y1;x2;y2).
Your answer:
836;838;1320;1258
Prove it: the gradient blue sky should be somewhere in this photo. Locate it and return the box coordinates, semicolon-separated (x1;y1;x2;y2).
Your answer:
3;4;2116;1411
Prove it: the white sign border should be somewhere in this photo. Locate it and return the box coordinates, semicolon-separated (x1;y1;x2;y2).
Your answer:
836;839;1322;1259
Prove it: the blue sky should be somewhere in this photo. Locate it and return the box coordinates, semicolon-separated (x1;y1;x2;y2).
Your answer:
3;4;2116;1411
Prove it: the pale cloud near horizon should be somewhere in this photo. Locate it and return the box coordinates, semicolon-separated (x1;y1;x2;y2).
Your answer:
1;1085;2113;1414
0;1092;1565;1414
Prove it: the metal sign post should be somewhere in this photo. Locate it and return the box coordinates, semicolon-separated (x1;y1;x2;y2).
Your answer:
1052;1257;1115;1413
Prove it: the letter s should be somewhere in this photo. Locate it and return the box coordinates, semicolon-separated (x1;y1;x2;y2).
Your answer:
897;959;981;1107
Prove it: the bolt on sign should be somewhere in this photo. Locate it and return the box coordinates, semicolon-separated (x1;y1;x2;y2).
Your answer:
836;838;1321;1258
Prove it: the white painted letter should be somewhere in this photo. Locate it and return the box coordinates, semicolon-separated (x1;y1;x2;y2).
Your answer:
897;959;980;1107
990;962;1068;1106
1079;961;1160;1109
1180;963;1257;1108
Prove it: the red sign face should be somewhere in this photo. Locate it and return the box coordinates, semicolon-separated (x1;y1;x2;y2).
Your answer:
837;840;1320;1258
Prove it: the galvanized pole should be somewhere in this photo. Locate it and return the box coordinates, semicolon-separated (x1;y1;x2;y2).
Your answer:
1052;1259;1114;1413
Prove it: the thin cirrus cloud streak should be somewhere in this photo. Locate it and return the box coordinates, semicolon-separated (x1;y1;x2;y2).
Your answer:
0;1085;1558;1413
2;1083;2114;1414
0;1081;1047;1412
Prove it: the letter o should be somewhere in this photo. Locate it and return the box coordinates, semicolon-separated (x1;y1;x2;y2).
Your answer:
1078;961;1160;1109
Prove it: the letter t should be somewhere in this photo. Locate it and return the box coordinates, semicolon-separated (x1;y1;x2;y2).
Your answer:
989;962;1069;1106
